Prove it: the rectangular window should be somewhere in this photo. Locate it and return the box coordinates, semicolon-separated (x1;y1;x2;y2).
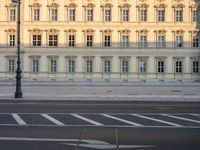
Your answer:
122;35;129;47
68;60;75;73
86;60;93;73
105;10;111;21
69;9;75;21
139;36;147;47
8;59;15;72
193;61;199;73
9;35;15;46
157;10;165;22
32;59;39;73
86;35;93;47
33;9;40;21
176;10;183;22
122;60;129;73
139;61;147;73
87;9;93;21
32;35;41;46
104;35;111;47
104;60;111;73
157;61;165;73
123;10;129;21
175;61;182;73
192;10;197;22
49;35;58;46
193;36;199;48
176;36;183;47
51;9;58;21
10;9;16;21
69;35;75;47
50;60;57;73
157;36;166;47
140;10;147;22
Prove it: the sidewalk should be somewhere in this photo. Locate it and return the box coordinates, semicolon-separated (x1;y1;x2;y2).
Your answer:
0;81;200;101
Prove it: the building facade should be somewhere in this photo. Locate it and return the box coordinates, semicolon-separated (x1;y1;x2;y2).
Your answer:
0;0;199;82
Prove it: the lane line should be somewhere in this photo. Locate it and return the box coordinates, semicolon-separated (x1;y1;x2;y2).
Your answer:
41;114;65;126
162;114;200;124
102;114;143;126
131;114;183;127
191;114;200;117
71;114;103;126
11;113;26;125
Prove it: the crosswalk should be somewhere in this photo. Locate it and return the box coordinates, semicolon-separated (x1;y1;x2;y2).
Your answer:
0;113;200;128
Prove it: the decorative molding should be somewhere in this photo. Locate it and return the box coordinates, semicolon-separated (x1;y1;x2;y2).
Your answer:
101;29;113;35
29;2;42;8
47;2;60;8
5;28;16;34
46;28;60;34
154;29;167;36
172;29;185;36
119;56;131;61
65;29;77;34
101;56;113;60
83;56;95;60
137;56;149;61
65;56;77;60
136;29;149;35
28;28;43;34
118;29;131;35
82;29;95;35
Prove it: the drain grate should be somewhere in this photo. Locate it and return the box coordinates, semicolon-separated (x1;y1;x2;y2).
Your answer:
170;90;182;93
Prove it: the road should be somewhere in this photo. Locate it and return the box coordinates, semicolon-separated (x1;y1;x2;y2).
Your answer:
0;100;199;150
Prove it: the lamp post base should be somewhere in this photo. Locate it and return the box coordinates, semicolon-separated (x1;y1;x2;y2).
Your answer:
15;92;23;98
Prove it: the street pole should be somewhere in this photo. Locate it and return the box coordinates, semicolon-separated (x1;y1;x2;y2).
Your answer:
14;0;23;98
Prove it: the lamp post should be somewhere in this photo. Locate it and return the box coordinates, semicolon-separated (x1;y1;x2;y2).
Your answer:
12;0;23;98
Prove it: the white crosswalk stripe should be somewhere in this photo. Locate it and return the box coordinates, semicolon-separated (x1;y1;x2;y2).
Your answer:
71;114;103;126
102;114;143;126
11;113;27;125
41;114;65;126
191;114;200;117
131;114;183;127
161;114;200;124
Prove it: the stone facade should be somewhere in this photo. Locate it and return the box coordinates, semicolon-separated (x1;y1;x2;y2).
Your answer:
0;0;199;82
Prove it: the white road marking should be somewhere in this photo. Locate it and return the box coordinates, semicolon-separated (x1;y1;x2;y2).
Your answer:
102;114;143;126
132;114;183;127
11;113;26;125
161;114;200;124
71;114;103;126
41;114;65;126
191;114;200;117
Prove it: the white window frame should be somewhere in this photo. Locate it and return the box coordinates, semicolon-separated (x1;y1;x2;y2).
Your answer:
176;10;183;22
157;60;165;73
32;59;40;73
157;10;165;22
175;36;183;47
33;8;40;21
10;8;16;21
87;9;93;21
69;9;75;21
51;8;58;21
32;35;42;47
49;35;58;47
105;9;111;21
157;36;166;48
175;61;182;73
104;60;111;73
140;10;147;22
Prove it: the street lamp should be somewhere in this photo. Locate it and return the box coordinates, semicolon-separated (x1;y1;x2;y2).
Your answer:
12;0;23;98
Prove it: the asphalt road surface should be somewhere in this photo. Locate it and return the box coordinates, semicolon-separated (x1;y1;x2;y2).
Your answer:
0;100;199;150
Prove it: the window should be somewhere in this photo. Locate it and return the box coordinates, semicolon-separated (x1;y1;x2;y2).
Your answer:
176;36;183;47
86;60;93;73
157;10;165;22
10;9;16;21
68;60;75;73
86;35;93;47
104;35;111;47
175;61;182;73
105;10;111;21
9;35;15;46
49;35;58;46
87;10;93;21
69;35;75;47
69;9;75;21
139;61;147;73
121;35;129;47
139;36;147;47
51;9;58;21
193;61;199;73
157;36;166;48
122;60;129;73
8;59;15;72
104;60;111;73
176;10;183;22
123;10;129;21
50;60;57;73
32;35;41;47
140;10;147;21
192;10;197;22
32;59;39;73
33;9;40;21
157;61;165;73
193;36;199;48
